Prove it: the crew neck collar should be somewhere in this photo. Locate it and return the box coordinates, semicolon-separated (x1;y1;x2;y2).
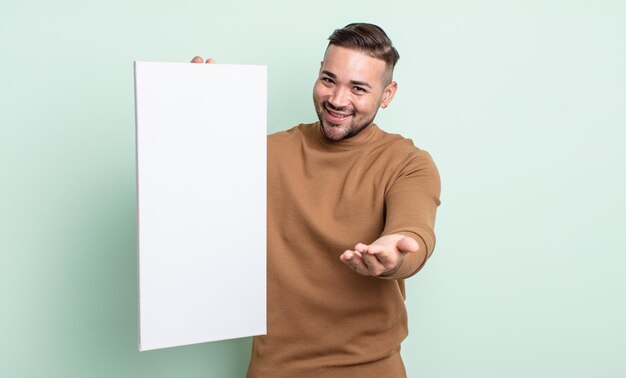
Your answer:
313;122;379;150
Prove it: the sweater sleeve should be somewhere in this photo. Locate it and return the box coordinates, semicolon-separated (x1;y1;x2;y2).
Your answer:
380;149;441;280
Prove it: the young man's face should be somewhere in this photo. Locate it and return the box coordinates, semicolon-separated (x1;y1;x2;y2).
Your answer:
313;45;397;141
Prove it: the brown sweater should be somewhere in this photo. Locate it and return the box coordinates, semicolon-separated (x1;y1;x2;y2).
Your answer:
247;122;441;377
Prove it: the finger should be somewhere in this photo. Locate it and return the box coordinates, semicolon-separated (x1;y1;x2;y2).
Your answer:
373;250;403;272
340;249;354;262
397;237;419;254
353;243;368;253
366;243;389;259
340;250;368;274
191;56;204;63
361;253;387;276
205;58;215;64
340;250;359;264
365;245;401;271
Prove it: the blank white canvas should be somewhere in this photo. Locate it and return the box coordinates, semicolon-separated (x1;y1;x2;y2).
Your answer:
134;61;267;351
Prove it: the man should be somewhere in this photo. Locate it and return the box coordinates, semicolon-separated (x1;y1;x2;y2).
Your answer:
193;23;440;377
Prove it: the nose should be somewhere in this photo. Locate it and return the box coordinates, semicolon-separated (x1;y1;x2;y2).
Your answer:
328;87;349;109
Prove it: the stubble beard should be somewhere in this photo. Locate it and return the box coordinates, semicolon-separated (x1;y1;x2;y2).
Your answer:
316;101;378;141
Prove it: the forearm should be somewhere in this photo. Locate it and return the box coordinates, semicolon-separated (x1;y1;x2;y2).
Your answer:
380;150;441;279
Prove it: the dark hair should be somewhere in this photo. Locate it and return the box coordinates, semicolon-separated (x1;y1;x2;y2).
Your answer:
327;23;400;78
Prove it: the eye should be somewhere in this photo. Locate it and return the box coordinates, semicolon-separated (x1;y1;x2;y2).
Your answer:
321;77;334;85
353;86;366;94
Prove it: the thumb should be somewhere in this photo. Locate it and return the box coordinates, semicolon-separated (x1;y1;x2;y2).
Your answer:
396;237;419;254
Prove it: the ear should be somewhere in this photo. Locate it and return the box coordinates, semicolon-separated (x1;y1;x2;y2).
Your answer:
380;81;398;109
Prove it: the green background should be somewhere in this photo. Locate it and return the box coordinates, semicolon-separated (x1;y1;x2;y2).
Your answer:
2;0;625;377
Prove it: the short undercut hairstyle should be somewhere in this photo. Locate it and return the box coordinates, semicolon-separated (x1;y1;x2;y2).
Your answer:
327;23;400;83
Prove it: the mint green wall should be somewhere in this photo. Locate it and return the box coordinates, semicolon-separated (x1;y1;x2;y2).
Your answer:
2;1;625;377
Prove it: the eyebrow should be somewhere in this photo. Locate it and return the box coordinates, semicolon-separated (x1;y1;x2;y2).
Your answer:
320;70;372;89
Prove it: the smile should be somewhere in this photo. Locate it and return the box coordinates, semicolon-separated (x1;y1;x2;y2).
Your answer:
324;105;353;123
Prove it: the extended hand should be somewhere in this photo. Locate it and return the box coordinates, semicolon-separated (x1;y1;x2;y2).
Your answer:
340;234;419;277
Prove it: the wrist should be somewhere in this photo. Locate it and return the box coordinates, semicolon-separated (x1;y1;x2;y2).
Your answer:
377;254;404;279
